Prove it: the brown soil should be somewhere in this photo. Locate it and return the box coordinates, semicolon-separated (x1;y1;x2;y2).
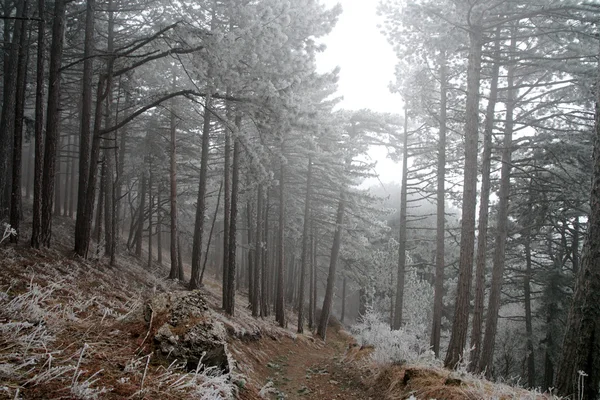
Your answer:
232;322;381;400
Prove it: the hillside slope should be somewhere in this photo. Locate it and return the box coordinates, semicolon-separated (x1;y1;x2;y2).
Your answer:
0;216;559;399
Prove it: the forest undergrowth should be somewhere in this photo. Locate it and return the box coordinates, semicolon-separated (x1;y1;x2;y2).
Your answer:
0;214;564;399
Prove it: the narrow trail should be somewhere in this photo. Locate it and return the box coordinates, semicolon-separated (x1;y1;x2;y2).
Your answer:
233;323;379;400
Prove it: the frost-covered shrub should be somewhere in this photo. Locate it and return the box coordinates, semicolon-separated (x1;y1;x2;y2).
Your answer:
352;269;439;366
352;309;437;366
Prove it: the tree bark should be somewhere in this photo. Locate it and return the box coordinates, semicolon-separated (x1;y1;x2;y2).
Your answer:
30;0;45;248
200;180;223;286
252;183;263;317
275;156;286;327
190;93;212;289
222;117;231;302
393;109;409;330
225;122;240;316
478;27;516;375
135;173;146;257
317;190;346;341
444;25;483;369
9;2;29;243
73;0;95;254
0;0;25;219
40;0;67;247
297;157;312;333
555;45;600;400
470;31;501;369
431;49;447;357
168;75;179;279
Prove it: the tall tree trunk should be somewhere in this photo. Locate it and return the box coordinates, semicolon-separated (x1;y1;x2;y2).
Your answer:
190;93;212;289
73;0;95;254
63;134;71;216
135;173;146;257
103;1;116;263
68;134;77;218
94;160;105;244
297;158;312;333
40;0;67;247
341;275;346;323
9;4;29;242
317;190;346;341
252;183;263;317
393;109;409;330
470;31;501;368
555;45;600;400
75;74;107;257
157;190;162;266
54;136;62;216
431;49;447;357
444;25;483;369
25;139;33;201
524;229;536;387
308;223;316;330
147;167;153;269
222;119;231;302
0;0;25;219
225;125;240;316
261;188;270;317
200;180;223;286
168;76;179;279
30;0;45;248
275;157;286;327
478;28;516;375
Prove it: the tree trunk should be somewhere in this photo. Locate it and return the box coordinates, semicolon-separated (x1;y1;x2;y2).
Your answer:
147;168;153;269
200;180;223;286
75;75;107;258
54;136;62;216
30;0;45;248
73;0;95;254
40;0;67;247
63;134;71;216
431;49;447;357
555;47;600;400
103;2;116;263
308;223;316;330
341;275;346;323
478;28;516;375
317;190;346;341
252;183;263;317
94;160;105;244
222;118;231;303
190;93;212;289
470;31;501;368
524;229;536;387
68;134;77;218
0;0;25;219
135;173;146;257
9;3;29;243
393;109;409;330
168;75;179;279
444;25;483;369
225;127;240;316
297;158;312;333
275;158;286;327
261;187;270;317
157;190;162;266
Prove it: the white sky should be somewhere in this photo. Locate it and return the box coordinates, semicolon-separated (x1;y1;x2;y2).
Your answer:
316;0;401;187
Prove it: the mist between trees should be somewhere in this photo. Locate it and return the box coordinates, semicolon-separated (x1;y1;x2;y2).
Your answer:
1;0;600;398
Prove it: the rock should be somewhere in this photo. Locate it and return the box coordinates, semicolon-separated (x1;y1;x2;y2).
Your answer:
146;291;230;373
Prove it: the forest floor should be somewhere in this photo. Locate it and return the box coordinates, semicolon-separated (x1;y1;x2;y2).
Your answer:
0;214;558;399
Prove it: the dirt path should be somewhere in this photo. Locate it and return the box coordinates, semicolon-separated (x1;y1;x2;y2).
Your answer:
233;324;378;400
